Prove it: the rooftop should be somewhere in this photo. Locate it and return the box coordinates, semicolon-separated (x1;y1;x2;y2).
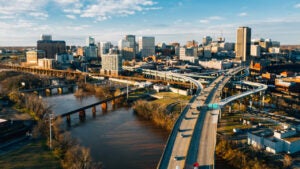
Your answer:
283;133;300;142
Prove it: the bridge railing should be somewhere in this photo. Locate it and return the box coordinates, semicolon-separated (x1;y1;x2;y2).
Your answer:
218;81;268;107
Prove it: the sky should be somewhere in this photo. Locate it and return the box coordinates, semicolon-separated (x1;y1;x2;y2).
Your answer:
0;0;300;46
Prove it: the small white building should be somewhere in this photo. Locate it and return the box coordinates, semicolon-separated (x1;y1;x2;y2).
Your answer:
248;128;300;154
153;84;169;92
198;59;233;70
38;58;55;69
251;45;261;57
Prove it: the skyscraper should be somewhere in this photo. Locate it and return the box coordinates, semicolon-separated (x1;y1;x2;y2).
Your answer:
125;35;136;49
85;36;97;58
40;34;52;41
101;53;122;76
138;36;155;58
99;42;112;57
236;26;251;61
37;38;66;59
86;36;95;46
202;36;212;46
124;35;136;59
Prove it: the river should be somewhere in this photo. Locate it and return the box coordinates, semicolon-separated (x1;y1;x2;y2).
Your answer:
44;94;169;169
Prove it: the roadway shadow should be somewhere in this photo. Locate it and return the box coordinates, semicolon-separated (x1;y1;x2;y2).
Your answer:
185;116;197;120
180;134;192;138
178;128;193;132
199;165;214;169
192;112;200;115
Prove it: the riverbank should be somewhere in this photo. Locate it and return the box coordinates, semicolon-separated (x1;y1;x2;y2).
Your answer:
133;92;191;131
0;139;61;169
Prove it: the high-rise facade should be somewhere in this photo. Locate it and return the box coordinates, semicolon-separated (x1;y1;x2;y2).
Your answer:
99;42;112;57
86;36;95;46
124;35;137;60
37;39;66;59
40;34;52;41
138;36;155;58
101;53;122;76
236;26;251;61
85;36;97;58
84;45;97;58
118;39;130;50
26;50;45;64
202;36;212;46
125;35;136;49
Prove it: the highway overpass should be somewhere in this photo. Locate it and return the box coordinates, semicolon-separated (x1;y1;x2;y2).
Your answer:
157;67;267;169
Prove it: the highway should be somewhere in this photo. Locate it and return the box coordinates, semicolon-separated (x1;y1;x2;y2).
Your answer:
186;68;268;169
185;73;231;168
158;67;253;169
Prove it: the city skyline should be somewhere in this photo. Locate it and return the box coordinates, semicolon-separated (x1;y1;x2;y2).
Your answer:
0;0;300;46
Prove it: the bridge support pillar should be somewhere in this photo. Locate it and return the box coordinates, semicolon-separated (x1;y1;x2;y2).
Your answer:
101;102;107;112
79;110;86;122
66;115;71;126
58;88;62;94
219;109;222;120
228;104;232;113
92;106;96;117
260;91;265;109
111;98;115;106
45;88;51;96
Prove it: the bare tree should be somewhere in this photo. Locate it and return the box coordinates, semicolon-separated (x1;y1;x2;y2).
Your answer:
283;154;293;169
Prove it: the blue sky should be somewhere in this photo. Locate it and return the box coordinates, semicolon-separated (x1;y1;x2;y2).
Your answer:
0;0;300;46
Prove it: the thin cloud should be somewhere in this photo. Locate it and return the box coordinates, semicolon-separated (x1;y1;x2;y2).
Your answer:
0;0;48;17
66;15;76;19
63;0;162;21
200;20;209;23
294;3;300;8
208;16;223;20
238;12;248;17
199;16;223;23
29;12;49;19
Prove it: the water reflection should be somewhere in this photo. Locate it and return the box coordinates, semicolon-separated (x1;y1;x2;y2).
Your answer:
44;94;168;169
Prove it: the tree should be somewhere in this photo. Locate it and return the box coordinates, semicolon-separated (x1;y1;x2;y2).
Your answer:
62;145;102;169
283;154;292;169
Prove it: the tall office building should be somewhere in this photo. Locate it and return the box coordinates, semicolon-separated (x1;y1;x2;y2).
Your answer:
138;36;155;58
37;39;66;59
119;38;137;61
84;45;97;58
85;36;97;58
202;36;212;46
101;53;122;76
124;35;137;60
179;47;198;63
125;35;136;49
236;26;251;61
26;50;45;65
99;42;112;57
86;36;95;46
40;34;52;41
118;39;130;50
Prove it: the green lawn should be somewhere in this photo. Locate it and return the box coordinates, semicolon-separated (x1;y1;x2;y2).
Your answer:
0;140;62;169
152;92;191;104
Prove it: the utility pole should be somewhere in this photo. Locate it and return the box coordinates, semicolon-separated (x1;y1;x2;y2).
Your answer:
126;80;129;99
84;64;87;84
49;113;53;150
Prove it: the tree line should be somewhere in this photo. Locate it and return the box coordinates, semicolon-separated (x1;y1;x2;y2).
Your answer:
0;71;102;169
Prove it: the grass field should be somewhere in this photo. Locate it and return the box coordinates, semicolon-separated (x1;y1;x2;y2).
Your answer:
152;92;191;102
0;140;61;169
